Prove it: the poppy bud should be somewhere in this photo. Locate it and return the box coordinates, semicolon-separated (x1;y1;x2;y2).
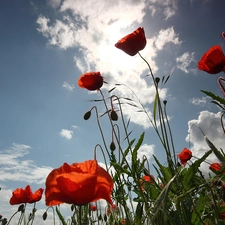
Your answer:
155;77;160;84
42;211;48;220
98;214;102;221
18;204;25;212
110;142;116;151
2;218;7;225
84;111;91;120
110;110;118;121
163;100;167;105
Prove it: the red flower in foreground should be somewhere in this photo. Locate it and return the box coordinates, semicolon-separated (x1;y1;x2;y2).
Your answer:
10;185;44;205
198;45;225;74
178;148;192;165
45;160;113;206
115;27;146;56
78;72;103;91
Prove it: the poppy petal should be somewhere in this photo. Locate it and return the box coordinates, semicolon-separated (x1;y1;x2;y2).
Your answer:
115;27;146;56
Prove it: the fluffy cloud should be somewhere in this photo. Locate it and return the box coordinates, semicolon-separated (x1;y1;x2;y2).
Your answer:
176;52;196;73
186;110;225;174
153;27;181;50
36;0;182;129
0;143;52;184
59;128;73;140
147;0;178;20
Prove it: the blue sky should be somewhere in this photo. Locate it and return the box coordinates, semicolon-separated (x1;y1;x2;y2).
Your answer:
1;0;225;222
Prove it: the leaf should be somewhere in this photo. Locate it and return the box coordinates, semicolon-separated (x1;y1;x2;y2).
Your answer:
152;171;180;220
153;155;172;184
191;192;206;225
201;90;225;105
56;206;67;225
205;136;225;165
108;87;116;93
134;202;143;224
121;139;135;165
132;132;145;169
183;150;212;188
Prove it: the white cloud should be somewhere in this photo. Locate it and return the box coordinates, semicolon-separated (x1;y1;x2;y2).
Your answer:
59;129;73;140
126;143;155;164
189;96;209;106
0;143;52;184
36;0;182;128
186;111;225;174
154;27;181;51
62;81;74;91
147;0;178;20
176;52;196;73
47;0;61;8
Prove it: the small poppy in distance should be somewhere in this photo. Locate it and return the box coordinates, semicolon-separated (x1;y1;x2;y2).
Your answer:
178;148;192;165
45;160;113;206
222;31;225;41
10;185;44;205
90;204;97;211
115;27;146;56
198;45;225;74
209;162;224;173
78;72;103;91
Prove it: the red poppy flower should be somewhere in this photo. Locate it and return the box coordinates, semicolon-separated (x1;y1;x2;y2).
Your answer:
115;27;146;56
143;175;155;183
221;211;225;220
106;203;117;216
198;45;225;74
178;148;192;165
90;204;97;211
78;72;103;91
209;162;222;172
10;185;44;205
45;160;113;206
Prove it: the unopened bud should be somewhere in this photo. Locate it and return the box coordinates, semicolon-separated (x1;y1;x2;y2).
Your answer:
83;111;91;120
110;142;116;151
18;204;25;212
43;212;47;220
155;77;160;84
110;110;118;121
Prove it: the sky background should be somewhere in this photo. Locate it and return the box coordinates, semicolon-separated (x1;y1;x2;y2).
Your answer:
1;0;225;223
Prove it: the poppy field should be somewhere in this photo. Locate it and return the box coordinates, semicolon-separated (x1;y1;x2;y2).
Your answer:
2;27;225;225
